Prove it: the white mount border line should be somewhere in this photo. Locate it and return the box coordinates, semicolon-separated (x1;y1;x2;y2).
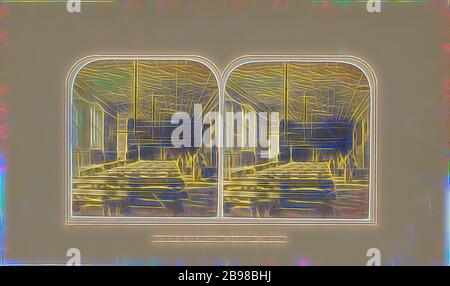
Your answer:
65;55;378;225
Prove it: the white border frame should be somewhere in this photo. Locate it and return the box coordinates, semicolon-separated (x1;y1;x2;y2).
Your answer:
65;55;377;225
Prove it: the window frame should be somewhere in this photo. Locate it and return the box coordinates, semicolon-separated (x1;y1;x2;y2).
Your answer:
89;104;104;150
72;105;80;150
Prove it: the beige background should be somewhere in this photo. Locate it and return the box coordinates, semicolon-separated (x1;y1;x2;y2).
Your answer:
2;1;448;265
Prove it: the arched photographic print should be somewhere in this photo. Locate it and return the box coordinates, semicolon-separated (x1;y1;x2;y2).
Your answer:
223;58;376;220
68;57;220;218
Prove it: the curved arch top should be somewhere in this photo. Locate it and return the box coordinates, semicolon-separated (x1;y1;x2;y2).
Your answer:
221;55;377;224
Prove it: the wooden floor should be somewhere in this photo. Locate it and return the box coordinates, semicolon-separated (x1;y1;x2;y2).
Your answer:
72;160;368;219
224;162;368;218
73;161;188;217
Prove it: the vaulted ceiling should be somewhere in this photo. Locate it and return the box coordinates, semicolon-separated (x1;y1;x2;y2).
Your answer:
73;60;371;124
73;59;219;121
225;62;371;123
